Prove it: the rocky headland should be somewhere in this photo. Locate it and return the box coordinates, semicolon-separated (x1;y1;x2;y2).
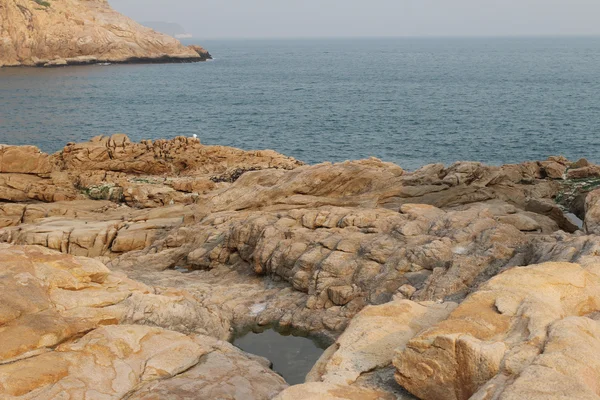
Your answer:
0;0;211;67
2;135;600;399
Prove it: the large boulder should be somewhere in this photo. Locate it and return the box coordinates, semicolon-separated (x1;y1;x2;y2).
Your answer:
493;316;600;400
584;188;600;234
394;262;600;400
0;202;191;258
307;300;457;386
0;145;52;174
127;335;288;400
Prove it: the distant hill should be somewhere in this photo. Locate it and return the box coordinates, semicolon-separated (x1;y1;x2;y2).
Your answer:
142;21;192;39
0;0;203;67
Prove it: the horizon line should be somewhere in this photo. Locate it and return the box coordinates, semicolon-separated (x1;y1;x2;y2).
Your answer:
186;33;600;41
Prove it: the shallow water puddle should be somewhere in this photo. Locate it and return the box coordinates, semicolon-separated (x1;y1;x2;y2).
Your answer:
232;327;331;385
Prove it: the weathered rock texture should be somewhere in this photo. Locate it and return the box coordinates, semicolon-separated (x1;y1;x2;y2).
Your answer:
274;382;396;400
301;299;456;398
0;244;286;399
0;325;287;399
106;203;531;335
308;300;457;387
0;244;229;347
3;136;600;399
0;0;210;67
394;262;600;400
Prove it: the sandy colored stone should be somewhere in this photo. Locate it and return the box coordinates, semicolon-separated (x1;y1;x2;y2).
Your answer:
0;135;578;224
0;325;285;400
307;300;457;386
0;0;207;67
106;203;527;335
497;213;542;232
128;339;288;400
8;137;600;400
584;188;600;234
0;137;589;340
0;244;228;366
274;382;396;400
0;173;79;203
0;202;201;258
59;134;302;177
0;145;51;174
525;197;579;233
394;262;600;400
492;316;600;400
571;158;590;169
568;165;600;180
539;160;566;179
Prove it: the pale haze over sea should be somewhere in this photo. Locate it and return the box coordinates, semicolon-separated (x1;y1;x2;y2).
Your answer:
110;0;600;39
1;2;600;170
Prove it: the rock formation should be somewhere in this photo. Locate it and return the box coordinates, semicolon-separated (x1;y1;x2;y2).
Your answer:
0;0;211;67
0;245;286;399
394;262;600;400
2;135;600;398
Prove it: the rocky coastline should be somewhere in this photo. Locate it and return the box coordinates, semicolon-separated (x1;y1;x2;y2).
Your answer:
2;135;600;399
0;0;211;68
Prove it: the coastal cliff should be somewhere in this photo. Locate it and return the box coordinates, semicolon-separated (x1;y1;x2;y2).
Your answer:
0;0;210;67
2;135;600;398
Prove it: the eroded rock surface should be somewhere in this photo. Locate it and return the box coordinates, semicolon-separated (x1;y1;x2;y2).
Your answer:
0;325;286;400
394;262;600;400
0;245;285;399
274;382;396;400
308;300;457;387
3;137;600;399
105;203;531;334
0;0;210;67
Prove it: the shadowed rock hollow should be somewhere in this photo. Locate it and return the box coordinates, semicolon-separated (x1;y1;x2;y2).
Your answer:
2;135;600;399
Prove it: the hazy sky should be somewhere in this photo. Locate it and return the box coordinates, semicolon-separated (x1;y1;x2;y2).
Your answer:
110;0;600;39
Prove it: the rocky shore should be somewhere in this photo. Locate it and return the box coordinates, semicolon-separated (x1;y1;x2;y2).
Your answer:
2;135;600;399
0;0;210;67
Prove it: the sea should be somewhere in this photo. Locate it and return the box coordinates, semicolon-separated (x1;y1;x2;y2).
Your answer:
1;37;599;170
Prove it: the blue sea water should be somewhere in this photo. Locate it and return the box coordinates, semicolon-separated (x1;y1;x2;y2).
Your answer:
0;37;599;170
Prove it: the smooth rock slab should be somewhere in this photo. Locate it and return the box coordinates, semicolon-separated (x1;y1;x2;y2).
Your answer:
0;325;287;400
129;341;288;400
308;300;457;386
274;382;396;400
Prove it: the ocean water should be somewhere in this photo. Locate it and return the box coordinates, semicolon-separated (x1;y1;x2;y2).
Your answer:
1;37;599;170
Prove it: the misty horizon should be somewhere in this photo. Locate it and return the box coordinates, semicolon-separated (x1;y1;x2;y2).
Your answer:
109;0;600;40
